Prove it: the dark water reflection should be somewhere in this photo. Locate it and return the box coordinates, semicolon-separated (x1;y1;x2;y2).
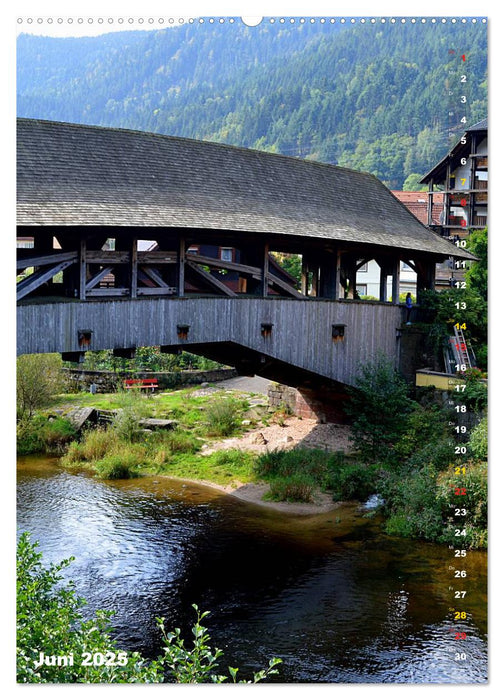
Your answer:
17;456;487;683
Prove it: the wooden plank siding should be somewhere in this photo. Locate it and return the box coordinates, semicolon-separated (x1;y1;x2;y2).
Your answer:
17;297;401;387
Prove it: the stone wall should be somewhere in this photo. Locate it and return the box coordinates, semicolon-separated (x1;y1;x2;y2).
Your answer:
268;382;350;424
62;367;238;393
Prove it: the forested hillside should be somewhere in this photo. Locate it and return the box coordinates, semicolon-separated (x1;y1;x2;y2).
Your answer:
17;20;487;188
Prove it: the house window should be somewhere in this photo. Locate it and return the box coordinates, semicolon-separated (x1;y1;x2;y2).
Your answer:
220;247;233;262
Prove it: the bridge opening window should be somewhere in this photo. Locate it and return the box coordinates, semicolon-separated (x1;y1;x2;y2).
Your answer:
78;329;93;348
177;324;190;340
261;323;273;338
219;247;234;262
332;324;345;343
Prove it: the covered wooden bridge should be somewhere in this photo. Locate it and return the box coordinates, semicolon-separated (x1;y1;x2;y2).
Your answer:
16;119;473;389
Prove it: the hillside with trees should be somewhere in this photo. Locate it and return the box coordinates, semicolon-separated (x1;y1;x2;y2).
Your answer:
17;20;487;188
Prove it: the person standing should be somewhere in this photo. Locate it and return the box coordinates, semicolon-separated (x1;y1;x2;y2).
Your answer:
405;292;413;325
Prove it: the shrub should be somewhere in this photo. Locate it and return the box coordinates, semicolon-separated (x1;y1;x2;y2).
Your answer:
94;445;146;479
436;461;487;547
205;398;242;437
17;415;77;456
61;428;120;466
39;418;77;454
393;406;449;461
380;467;444;542
17;354;62;419
345;356;416;461
402;438;456;474
147;429;200;455
266;473;316;503
326;461;379;501
468;416;488;461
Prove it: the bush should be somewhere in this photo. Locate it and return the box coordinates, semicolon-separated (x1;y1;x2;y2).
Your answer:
62;428;120;466
469;416;487;460
379;467;444;542
345;356;416;461
147;429;200;455
17;415;77;456
266;473;316;503
436;461;487;548
205;398;243;437
378;460;487;549
17;416;46;455
94;444;146;479
39;418;77;454
326;461;379;501
393;406;449;461
17;354;62;419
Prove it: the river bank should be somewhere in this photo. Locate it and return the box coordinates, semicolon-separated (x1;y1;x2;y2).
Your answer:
157;472;343;514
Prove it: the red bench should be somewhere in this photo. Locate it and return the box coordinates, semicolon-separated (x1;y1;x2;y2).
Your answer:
123;378;159;392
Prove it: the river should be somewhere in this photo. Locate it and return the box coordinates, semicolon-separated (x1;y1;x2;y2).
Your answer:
17;455;488;683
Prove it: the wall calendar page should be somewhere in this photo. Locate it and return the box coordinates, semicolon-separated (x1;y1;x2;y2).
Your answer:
13;2;493;692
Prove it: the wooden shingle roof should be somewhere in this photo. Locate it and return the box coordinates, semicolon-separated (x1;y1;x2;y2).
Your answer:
17;118;472;259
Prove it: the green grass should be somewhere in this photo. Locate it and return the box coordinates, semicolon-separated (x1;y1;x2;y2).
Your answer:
149;449;256;486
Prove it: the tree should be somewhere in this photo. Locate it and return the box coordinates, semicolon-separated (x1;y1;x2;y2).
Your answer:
402;173;428;191
465;228;488;301
345;355;416;461
17;354;62;419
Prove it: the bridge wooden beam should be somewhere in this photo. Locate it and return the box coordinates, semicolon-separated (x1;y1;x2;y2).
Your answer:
178;237;186;297
186;252;261;277
85;266;114;291
17;259;75;301
186;261;237;296
16;250;78;271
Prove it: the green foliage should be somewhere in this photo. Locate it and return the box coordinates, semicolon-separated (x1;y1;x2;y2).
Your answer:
402;173;428;191
436;462;487;548
17;534;282;683
17;354;62;419
17;415;77;456
379;467;444;542
393;405;449;462
255;448;377;503
69;347;223;374
468;416;487;461
112;392;150;442
326;461;379;501
94;449;143;479
16;417;45;455
269;252;302;287
465;228;488;301
16;532;157;683
204;397;245;437
266;473;317;503
345;356;416;461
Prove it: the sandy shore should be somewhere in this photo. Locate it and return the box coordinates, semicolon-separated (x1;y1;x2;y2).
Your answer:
161;473;341;515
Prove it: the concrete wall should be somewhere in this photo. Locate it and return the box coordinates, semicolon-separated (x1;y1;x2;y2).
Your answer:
17;297;402;388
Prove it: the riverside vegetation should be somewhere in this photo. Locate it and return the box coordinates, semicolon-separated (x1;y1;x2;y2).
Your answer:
17;351;487;551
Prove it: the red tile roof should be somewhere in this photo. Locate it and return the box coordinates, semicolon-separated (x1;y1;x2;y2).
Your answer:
391;191;444;226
